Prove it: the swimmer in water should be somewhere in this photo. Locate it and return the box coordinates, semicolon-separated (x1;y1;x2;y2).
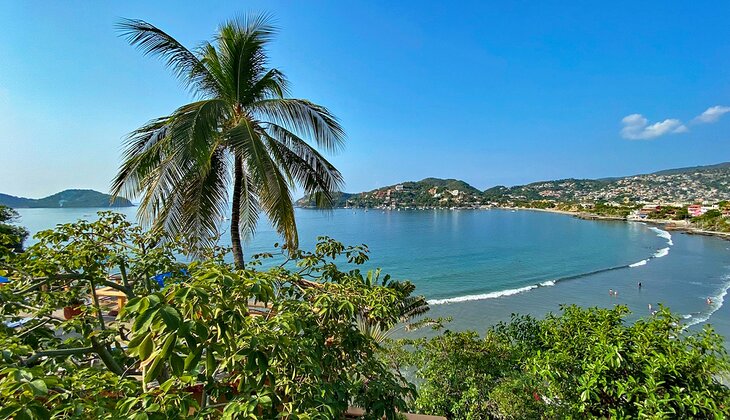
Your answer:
648;303;652;311
638;282;642;289
707;297;713;305
609;289;614;296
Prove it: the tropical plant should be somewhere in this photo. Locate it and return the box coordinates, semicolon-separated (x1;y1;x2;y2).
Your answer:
0;213;420;419
355;270;430;343
395;305;730;419
0;205;28;253
111;15;345;268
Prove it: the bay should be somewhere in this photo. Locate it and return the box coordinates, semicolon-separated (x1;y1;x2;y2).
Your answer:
15;207;730;345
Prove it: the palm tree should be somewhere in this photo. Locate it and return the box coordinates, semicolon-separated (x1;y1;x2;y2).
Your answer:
111;15;345;268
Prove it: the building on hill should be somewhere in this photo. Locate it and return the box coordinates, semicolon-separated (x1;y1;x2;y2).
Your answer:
688;204;705;217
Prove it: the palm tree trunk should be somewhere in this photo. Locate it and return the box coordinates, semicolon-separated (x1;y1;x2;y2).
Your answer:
230;152;245;269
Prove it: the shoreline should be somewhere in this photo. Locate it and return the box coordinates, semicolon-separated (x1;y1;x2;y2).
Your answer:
506;206;730;241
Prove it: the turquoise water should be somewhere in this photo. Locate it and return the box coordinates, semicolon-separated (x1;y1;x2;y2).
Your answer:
15;207;730;343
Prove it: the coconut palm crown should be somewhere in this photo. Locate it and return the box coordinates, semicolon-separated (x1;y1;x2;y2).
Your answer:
111;15;345;268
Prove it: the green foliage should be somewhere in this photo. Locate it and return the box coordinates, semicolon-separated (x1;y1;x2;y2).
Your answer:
692;209;730;232
396;305;730;419
336;178;486;209
0;205;28;253
0;213;421;419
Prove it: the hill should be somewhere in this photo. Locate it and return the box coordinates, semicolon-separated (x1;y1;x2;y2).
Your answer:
0;189;134;208
295;192;355;208
295;162;730;209
296;178;486;209
491;162;730;204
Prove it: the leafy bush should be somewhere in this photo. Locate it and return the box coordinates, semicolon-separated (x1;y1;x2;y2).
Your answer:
397;305;730;419
0;212;420;419
0;205;28;253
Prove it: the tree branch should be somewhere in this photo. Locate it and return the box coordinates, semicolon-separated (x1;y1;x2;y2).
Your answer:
24;346;95;366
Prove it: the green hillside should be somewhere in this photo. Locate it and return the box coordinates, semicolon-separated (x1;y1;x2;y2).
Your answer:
0;189;134;208
296;178;486;209
296;161;730;209
295;192;354;208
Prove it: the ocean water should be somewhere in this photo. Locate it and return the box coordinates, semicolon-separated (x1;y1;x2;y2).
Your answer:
15;207;730;344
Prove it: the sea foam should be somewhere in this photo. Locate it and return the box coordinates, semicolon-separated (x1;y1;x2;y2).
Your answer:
683;275;730;329
653;247;670;258
650;227;673;246
629;259;648;268
540;280;556;287
428;285;538;305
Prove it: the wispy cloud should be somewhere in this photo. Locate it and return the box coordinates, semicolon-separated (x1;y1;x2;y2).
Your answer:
693;105;730;124
620;114;687;140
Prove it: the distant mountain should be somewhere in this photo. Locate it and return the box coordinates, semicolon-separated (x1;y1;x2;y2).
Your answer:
0;189;134;208
296;162;730;209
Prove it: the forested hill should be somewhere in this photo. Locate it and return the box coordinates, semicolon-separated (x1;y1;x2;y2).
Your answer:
296;162;730;209
295;178;484;208
0;189;134;208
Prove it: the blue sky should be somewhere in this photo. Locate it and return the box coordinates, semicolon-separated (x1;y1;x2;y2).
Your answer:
2;1;730;198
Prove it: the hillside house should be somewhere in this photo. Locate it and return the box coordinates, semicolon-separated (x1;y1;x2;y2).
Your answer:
688;204;705;217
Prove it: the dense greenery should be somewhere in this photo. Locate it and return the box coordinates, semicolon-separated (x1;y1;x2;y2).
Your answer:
692;208;730;232
0;213;421;419
0;190;132;208
389;306;730;419
111;15;345;268
2;213;730;418
297;178;487;209
0;205;28;252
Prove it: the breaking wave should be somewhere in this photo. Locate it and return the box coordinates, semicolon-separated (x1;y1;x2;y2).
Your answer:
428;225;678;306
683;275;730;329
428;285;539;305
654;247;670;258
540;280;556;287
629;259;648;268
650;226;673;246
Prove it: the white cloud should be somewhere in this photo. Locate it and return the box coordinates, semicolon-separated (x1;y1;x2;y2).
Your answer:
693;105;730;124
620;114;688;140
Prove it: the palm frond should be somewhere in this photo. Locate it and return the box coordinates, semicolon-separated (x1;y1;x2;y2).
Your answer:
112;100;229;239
111;116;171;201
227;118;298;250
262;129;343;208
117;18;218;96
253;99;345;153
237;160;261;241
213;14;277;105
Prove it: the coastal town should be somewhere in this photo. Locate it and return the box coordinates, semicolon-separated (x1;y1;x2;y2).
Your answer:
295;162;730;233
